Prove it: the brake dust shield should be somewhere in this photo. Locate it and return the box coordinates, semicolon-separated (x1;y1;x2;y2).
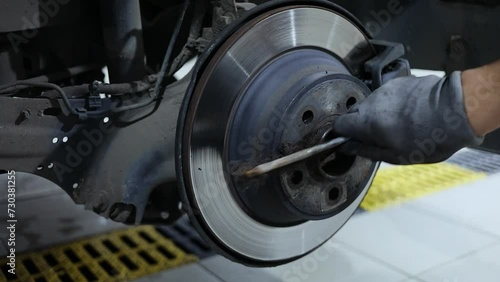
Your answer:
176;0;379;266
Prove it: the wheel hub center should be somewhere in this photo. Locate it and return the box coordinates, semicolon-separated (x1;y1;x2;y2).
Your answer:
277;75;373;220
227;49;375;224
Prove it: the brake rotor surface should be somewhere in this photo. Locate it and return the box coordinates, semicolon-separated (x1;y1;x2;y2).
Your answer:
177;0;379;266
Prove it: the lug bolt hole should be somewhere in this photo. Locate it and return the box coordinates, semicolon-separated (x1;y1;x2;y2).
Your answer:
322;129;337;142
346;97;357;109
290;170;303;185
329;187;340;201
321;153;356;176
302;110;314;124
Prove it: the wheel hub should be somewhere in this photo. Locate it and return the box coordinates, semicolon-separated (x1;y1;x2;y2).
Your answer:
228;51;375;224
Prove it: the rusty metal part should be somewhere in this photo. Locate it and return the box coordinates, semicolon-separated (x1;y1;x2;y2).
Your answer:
276;76;375;219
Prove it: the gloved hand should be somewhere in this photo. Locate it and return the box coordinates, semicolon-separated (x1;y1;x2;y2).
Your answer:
333;71;484;164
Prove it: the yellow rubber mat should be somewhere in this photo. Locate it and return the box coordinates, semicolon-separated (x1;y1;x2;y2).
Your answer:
0;226;197;282
361;162;487;211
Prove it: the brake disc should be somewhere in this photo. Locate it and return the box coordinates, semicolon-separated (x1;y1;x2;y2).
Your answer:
177;0;380;266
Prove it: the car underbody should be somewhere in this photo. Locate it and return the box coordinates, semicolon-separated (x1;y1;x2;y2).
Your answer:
0;0;498;266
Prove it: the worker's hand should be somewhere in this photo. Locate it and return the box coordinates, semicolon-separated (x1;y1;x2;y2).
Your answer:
333;72;484;164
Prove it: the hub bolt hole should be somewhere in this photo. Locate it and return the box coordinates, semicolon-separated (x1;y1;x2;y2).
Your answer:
302;110;314;124
322;129;337;142
321;153;356;176
290;170;303;185
329;187;341;201
346;97;357;109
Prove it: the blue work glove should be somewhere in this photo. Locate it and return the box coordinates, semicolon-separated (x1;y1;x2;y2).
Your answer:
333;72;483;164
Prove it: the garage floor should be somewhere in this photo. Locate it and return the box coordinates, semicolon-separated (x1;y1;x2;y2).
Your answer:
1;148;500;282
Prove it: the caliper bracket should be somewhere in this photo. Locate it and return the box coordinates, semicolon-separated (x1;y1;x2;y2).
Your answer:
365;39;411;90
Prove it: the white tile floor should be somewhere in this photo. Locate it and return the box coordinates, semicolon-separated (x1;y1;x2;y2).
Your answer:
334;204;496;275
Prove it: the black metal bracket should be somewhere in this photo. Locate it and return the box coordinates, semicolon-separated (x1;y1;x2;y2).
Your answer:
67;81;113;120
364;40;411;90
88;80;104;109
